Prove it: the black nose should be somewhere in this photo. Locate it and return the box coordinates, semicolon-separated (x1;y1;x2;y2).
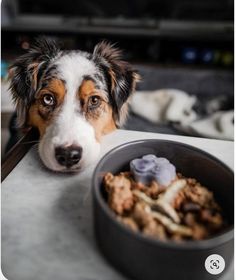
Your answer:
55;145;82;168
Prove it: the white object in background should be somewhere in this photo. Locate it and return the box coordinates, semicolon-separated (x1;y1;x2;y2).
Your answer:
130;89;197;125
189;110;234;140
1;80;15;113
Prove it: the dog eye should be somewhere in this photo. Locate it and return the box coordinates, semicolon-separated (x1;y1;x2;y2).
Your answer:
88;95;101;109
42;94;55;106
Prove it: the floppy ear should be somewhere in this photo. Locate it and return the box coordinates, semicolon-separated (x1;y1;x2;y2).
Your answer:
93;41;140;126
8;37;60;128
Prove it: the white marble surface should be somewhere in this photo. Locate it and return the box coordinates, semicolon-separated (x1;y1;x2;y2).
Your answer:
2;130;234;280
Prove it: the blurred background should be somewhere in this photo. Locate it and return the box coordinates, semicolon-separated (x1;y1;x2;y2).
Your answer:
1;0;234;157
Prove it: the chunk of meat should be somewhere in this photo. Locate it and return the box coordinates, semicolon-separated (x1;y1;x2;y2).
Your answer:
132;202;167;240
132;202;154;226
143;220;167;241
132;180;164;199
118;217;139;232
103;171;226;242
200;209;223;230
184;213;209;240
183;184;214;207
104;173;134;215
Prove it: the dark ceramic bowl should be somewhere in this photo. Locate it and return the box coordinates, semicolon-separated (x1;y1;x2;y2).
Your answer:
92;140;234;280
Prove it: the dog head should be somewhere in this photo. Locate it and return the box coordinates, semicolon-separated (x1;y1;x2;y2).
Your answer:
9;38;139;172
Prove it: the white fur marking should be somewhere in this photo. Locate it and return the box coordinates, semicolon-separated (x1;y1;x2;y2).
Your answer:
39;52;101;171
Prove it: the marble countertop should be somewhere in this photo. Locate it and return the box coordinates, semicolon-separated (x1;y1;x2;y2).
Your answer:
2;130;234;280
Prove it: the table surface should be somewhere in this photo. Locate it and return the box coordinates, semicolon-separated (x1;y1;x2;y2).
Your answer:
2;129;234;280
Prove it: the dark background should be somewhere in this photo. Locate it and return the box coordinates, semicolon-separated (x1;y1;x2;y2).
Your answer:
2;0;234;64
1;0;234;156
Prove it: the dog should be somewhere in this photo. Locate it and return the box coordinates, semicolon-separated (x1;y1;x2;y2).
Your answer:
9;38;139;172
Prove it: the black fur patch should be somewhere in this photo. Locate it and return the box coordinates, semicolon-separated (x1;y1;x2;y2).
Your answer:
9;37;61;127
93;41;139;122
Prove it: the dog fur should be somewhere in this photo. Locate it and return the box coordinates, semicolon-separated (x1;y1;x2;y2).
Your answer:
9;37;139;172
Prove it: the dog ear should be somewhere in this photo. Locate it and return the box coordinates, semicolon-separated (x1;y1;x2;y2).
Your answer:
8;37;60;128
93;41;140;126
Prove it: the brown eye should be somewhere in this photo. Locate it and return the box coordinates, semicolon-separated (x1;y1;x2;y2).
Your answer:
42;94;55;107
88;95;101;109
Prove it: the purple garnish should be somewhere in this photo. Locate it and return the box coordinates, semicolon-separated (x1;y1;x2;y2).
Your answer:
130;154;176;186
143;155;169;166
130;158;155;173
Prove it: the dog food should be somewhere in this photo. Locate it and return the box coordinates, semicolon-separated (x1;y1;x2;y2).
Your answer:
103;154;226;241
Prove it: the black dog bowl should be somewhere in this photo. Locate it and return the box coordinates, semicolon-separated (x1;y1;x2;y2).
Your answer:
92;140;234;280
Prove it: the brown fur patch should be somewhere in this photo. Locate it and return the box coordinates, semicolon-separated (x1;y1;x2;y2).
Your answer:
27;62;40;91
39;79;65;103
88;105;116;141
79;79;116;140
28;79;65;137
108;69;117;92
79;79;99;100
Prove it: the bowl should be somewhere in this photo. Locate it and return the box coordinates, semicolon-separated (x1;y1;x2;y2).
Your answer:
92;140;234;280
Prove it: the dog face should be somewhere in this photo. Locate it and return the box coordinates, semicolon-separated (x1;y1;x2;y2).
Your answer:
9;38;139;172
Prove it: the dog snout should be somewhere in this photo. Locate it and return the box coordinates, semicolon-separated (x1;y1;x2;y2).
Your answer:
55;145;83;168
